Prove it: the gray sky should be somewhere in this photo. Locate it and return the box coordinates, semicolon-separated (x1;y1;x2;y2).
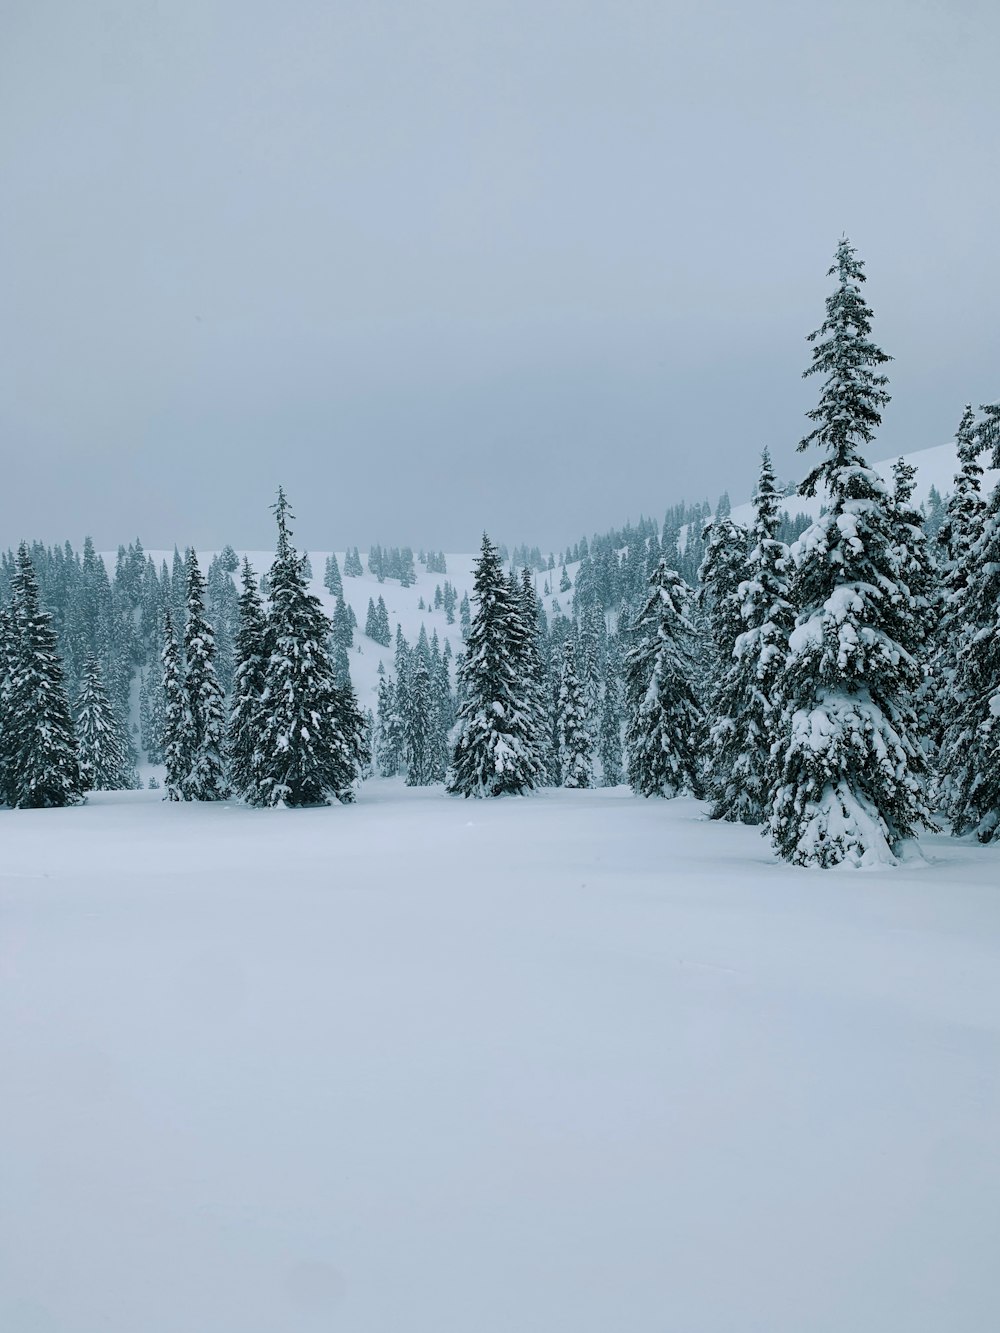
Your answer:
2;0;998;554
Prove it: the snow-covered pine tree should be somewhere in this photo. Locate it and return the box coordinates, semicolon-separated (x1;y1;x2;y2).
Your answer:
932;405;988;772
228;558;268;803
708;450;793;824
515;568;552;782
403;629;436;786
428;629;453;781
323;552;343;598
623;558;703;798
75;655;130;790
4;545;83;807
598;675;623;786
179;550;228;801
447;534;544;797
697;514;750;795
938;401;1000;840
0;603;20;803
375;663;401;776
343;547;363;578
139;662;165;762
558;637;593;787
769;238;933;867
161;609;188;801
255;490;363;806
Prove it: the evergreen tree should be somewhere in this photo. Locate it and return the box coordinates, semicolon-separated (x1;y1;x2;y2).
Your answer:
769;238;932;866
447;535;544;797
179;551;229;801
75;655;130;791
324;552;343;598
160;609;187;801
515;569;552;782
707;450;793;823
598;675;623;786
403;630;436;785
623;559;703;798
228;558;268;803
697;515;750;790
344;547;364;578
375;665;401;776
938;402;1000;839
255;490;362;806
558;637;593;787
4;545;83;807
933;405;988;773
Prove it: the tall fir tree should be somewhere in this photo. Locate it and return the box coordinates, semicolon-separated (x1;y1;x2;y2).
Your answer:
403;629;436;785
769;238;932;867
938;402;1000;840
160;609;188;802
228;558;268;802
558;637;593;788
179;550;229;801
598;675;623;786
255;490;363;806
447;535;544;797
4;545;84;808
707;450;793;824
623;559;703;798
932;405;988;775
697;515;750;794
323;552;343;598
75;655;130;791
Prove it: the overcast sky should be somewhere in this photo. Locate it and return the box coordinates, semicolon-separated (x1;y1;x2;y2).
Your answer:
1;0;997;553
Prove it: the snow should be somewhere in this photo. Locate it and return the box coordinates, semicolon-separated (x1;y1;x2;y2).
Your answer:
3;785;1000;1332
729;439;1000;534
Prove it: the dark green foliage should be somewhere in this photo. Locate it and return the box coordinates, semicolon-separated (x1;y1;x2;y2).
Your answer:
769;239;932;867
447;535;544;797
255;491;363;806
228;558;268;803
2;545;83;808
623;559;703;799
75;655;131;791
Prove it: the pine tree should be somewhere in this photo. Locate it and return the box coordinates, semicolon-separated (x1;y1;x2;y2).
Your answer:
697;515;750;793
403;630;436;785
178;551;229;801
75;655;130;790
160;609;187;801
228;558;268;802
515;569;552;781
447;535;544;797
375;665;401;776
938;402;1000;839
558;637;593;787
324;552;343;598
598;675;623;786
769;238;932;867
255;490;362;806
0;604;17;804
623;559;703;798
932;406;988;774
4;545;84;807
707;450;793;824
343;547;363;578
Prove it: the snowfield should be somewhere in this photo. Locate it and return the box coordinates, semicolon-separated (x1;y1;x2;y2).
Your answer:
3;785;999;1332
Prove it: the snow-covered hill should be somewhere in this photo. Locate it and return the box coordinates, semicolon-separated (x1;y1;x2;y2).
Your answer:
730;439;999;531
122;439;998;726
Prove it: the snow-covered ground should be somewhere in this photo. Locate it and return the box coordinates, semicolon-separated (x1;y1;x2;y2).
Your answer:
3;784;999;1333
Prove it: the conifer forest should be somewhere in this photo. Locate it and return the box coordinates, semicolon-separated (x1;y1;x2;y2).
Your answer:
3;241;997;868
